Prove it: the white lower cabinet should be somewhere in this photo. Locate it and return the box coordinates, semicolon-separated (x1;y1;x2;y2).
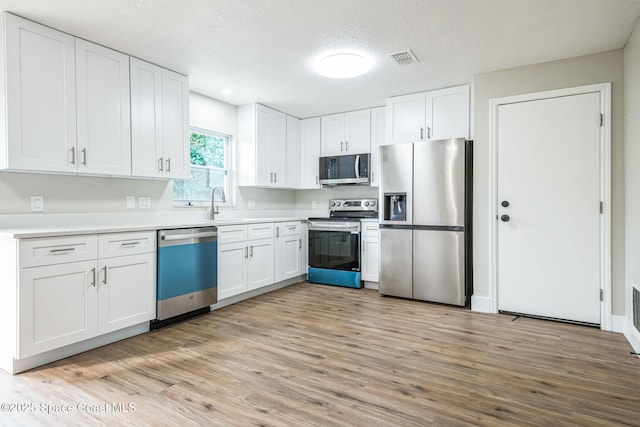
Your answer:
361;221;379;283
275;221;304;282
15;231;156;360
218;223;275;299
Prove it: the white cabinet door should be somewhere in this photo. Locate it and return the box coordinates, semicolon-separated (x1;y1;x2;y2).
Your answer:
161;69;190;179
98;253;156;334
75;39;131;176
386;92;426;145
361;238;379;282
369;107;386;187
247;238;274;291
321;113;345;155
286;115;301;188
4;13;77;173
344;109;371;154
276;235;303;282
425;85;470;141
130;58;163;178
18;260;98;359
218;241;248;299
255;105;286;186
300;117;321;189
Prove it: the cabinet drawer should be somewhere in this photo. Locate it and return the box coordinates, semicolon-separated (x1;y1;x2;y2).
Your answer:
19;235;98;268
248;222;274;240
218;225;248;244
98;231;156;258
361;221;380;238
277;221;302;236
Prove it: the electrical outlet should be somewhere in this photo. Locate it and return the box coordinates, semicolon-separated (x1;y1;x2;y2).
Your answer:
248;200;256;210
30;195;44;212
138;197;151;209
311;200;317;209
126;196;136;209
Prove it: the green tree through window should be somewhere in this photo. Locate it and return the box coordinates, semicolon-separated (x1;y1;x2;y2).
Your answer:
173;130;230;204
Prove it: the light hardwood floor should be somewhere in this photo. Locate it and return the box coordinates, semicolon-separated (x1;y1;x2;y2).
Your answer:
0;282;639;426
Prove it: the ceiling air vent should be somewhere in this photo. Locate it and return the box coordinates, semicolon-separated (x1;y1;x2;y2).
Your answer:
388;50;419;66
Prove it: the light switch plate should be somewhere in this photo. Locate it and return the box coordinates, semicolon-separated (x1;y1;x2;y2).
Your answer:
138;197;151;209
126;196;136;209
30;196;44;212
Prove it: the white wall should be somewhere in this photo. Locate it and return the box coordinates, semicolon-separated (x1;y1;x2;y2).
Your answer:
473;49;625;315
624;20;640;328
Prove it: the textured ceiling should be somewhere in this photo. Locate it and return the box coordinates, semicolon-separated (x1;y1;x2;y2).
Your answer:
1;0;639;118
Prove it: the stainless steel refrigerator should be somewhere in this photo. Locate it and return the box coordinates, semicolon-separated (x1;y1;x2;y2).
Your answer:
378;138;472;306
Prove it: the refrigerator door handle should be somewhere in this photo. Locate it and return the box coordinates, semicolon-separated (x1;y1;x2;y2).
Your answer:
355;155;361;179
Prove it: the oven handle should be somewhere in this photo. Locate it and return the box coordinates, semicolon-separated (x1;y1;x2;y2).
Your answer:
309;225;360;233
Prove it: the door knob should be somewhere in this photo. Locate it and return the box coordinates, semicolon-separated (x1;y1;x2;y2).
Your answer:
501;200;510;207
500;215;510;222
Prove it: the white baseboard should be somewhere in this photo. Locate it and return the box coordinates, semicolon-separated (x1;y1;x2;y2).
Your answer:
623;317;640;354
611;315;625;333
364;281;379;290
471;295;494;313
5;322;149;375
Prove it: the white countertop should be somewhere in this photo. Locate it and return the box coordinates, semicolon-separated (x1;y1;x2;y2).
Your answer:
0;212;309;239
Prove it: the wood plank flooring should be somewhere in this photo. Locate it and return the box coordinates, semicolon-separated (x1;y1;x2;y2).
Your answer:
0;282;639;426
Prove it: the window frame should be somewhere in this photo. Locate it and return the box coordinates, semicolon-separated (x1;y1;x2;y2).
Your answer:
172;127;233;208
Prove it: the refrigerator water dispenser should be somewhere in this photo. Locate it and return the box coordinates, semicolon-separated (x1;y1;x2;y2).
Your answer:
384;193;407;221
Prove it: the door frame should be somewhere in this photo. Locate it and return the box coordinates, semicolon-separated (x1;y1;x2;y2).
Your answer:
488;83;612;330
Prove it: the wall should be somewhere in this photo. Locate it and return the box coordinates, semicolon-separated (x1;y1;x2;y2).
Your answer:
624;20;640;331
473;49;625;315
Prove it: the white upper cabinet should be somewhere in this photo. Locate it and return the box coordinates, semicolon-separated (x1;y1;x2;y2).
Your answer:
286;115;301;188
75;39;131;176
370;106;385;187
321;109;371;155
386;92;426;145
238;103;287;187
425;85;470;141
160;69;190;179
386;85;470;144
300;117;321;189
2;13;77;173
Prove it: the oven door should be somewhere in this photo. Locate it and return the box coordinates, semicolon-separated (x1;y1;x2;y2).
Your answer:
308;228;360;272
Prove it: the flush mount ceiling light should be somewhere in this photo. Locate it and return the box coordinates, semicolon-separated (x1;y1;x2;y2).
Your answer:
316;52;372;79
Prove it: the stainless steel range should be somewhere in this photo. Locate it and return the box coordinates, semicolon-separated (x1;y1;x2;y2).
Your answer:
308;198;378;288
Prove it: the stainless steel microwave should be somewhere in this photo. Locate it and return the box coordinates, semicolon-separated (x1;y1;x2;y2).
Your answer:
319;154;370;186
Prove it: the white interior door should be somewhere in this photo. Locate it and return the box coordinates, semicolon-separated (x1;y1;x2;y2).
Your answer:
497;92;601;324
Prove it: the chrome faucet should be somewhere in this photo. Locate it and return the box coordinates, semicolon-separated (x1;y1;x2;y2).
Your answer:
209;185;226;220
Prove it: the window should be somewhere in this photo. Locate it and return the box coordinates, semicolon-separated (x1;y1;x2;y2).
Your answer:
173;128;231;206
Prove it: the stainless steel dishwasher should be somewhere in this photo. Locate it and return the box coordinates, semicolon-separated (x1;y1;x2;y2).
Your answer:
152;226;218;328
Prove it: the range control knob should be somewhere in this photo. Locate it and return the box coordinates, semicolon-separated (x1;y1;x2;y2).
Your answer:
336;201;342;206
330;201;336;207
364;201;370;207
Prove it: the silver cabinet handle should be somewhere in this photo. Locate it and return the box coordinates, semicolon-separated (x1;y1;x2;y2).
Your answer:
250;245;254;257
50;247;75;254
90;267;96;287
70;147;76;165
276;226;280;238
298;238;302;249
245;246;248;259
166;158;171;172
372;171;375;182
102;266;107;285
270;172;273;182
82;148;87;165
363;243;365;252
427;126;431;139
341;141;344;152
274;172;277;182
158;157;164;172
120;241;140;247
316;175;319;184
420;127;424;140
345;141;349;151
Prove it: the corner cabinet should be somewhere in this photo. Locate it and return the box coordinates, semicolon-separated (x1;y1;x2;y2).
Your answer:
4;231;156;367
130;58;190;179
386;84;470;145
238;104;287;187
300;117;321;189
286;116;301;188
321;109;371;156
